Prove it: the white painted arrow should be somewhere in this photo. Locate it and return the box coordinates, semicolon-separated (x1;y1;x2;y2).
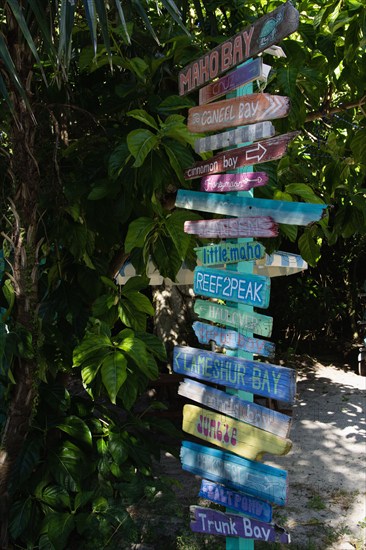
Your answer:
245;142;267;162
262;96;285;119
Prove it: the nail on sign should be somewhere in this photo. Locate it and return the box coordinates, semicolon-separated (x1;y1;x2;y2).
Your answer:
194;266;270;309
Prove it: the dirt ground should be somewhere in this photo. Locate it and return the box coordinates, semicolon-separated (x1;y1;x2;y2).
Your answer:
147;355;366;550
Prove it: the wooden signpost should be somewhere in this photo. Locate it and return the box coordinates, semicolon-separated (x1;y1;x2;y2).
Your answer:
190;507;291;543
173;4;306;546
178;1;299;95
200;172;269;192
173;345;297;403
194;299;273;337
194;267;271;309
182;404;292;460
180;440;288;506
178;379;291;438
187;97;291;134
199;58;270;105
192;321;275;357
194;122;275;154
195;241;265;266
177;189;327;226
185;217;278;239
185;132;299;178
199;480;272;523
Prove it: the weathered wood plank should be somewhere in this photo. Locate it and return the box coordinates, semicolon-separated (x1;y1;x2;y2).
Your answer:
173;346;297;403
199;58;270;105
180;440;288;506
179;2;299;95
200;172;268;192
199;480;272;523
176;189;328;226
185;132;299;178
188;95;291;134
185;217;278;238
194;299;273;337
182;404;292;459
194;267;270;309
178;379;291;437
190;506;291;543
192;321;275;357
195;241;265;266
194;122;275;154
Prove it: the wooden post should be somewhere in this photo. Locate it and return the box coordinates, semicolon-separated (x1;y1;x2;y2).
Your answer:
225;62;255;550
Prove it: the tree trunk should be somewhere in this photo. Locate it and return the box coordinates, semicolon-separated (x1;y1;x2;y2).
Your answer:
0;9;40;546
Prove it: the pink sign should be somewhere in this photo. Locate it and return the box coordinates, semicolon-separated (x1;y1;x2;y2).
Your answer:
201;172;268;193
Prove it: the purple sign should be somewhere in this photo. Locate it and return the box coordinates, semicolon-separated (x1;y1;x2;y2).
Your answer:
190;506;291;543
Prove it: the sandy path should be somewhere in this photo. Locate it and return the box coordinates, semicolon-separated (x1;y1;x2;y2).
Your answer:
263;357;366;549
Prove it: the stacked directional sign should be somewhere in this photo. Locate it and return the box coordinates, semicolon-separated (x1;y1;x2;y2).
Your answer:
173;2;328;547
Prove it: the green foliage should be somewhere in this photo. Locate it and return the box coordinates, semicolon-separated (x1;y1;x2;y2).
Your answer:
1;0;366;547
7;381;176;549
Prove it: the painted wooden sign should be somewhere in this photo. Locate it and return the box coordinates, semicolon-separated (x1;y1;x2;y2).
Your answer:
192;321;275;357
178;379;291;438
194;267;270;309
184;132;299;179
173;346;297;403
179;1;299;95
176;189;328;226
195;241;265;266
200;172;268;192
188;94;290;134
199;480;272;523
194;122;275;154
199;58;270;105
190;506;291;543
180;440;288;506
194;299;273;337
185;217;278;238
182;404;292;460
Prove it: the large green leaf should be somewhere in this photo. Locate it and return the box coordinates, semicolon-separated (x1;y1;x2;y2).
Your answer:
40;485;71;511
128;109;159;130
125;217;155;252
285;183;325;203
9;497;32;538
164;210;193;259
101;351;128;403
73;334;111;367
7;0;47;85
45;512;75;550
125;291;155;316
127;129;159;167
56;416;93;447
50;441;90;492
135;331;167;362
298;230;321;267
